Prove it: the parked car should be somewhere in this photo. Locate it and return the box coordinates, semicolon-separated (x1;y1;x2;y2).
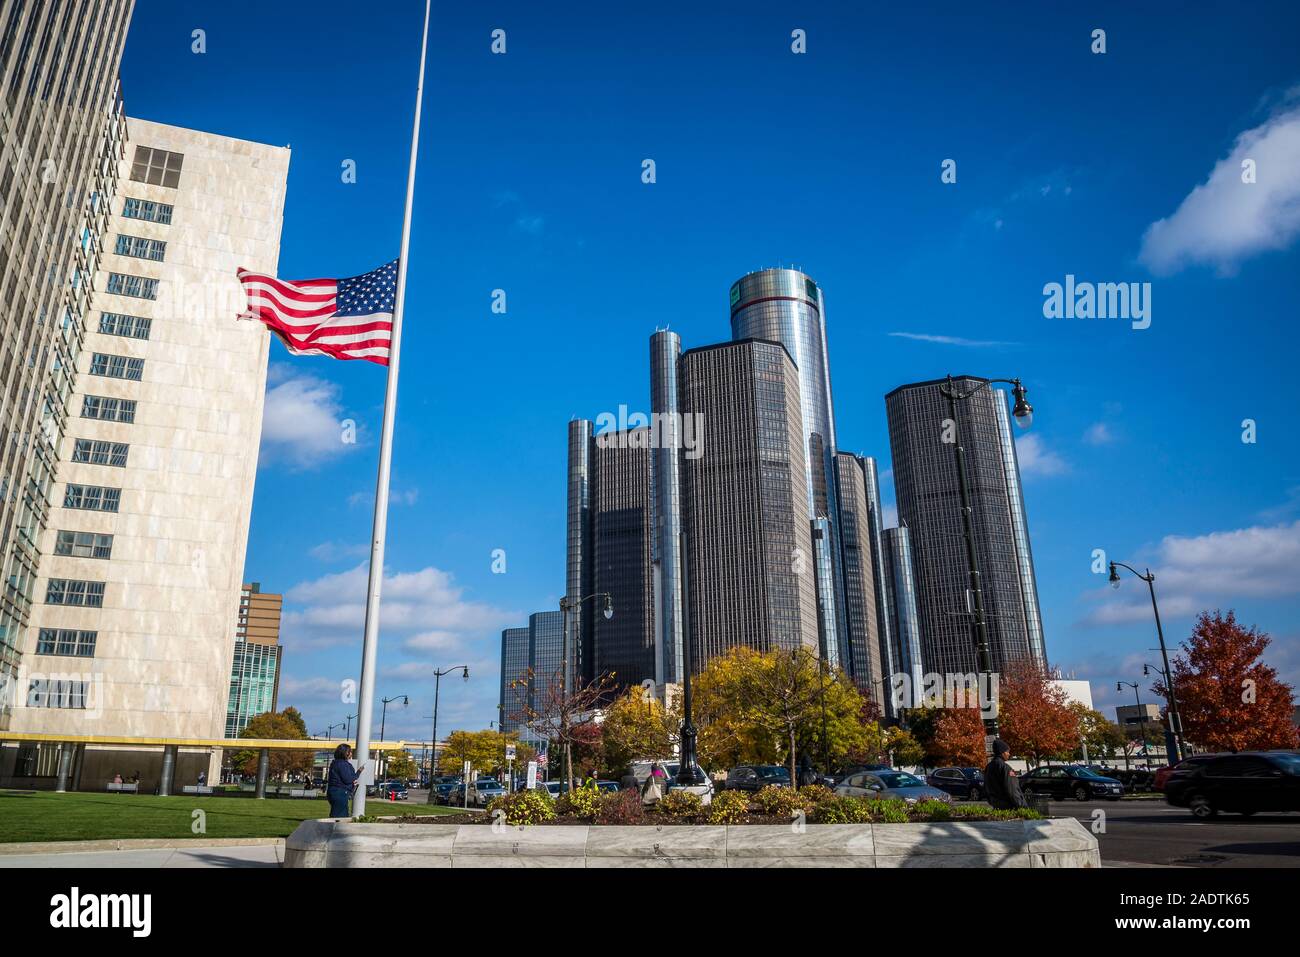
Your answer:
722;765;792;793
541;780;563;797
926;766;986;801
832;764;891;785
1154;755;1213;792
1019;765;1123;801
367;779;408;800
1164;751;1300;818
471;778;506;807
595;780;621;793
432;778;462;804
835;769;952;804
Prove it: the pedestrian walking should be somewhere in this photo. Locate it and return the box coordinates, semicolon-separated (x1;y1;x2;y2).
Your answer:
984;739;1027;810
641;761;667;806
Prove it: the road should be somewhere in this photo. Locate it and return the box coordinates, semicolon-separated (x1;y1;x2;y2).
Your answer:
1041;798;1300;867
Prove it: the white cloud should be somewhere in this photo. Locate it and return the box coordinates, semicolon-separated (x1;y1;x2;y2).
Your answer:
260;369;358;469
1083;422;1115;446
887;332;1018;347
882;503;899;530
1015;433;1068;477
348;488;419;509
308;541;370;562
1138;101;1300;275
1081;519;1300;626
281;563;517;655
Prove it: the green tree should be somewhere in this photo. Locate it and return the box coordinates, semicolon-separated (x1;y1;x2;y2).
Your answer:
230;709;314;779
601;687;677;774
1068;702;1125;761
384;750;418;780
884;727;925;767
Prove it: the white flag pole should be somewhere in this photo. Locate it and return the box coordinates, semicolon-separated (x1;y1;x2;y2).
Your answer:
351;0;431;816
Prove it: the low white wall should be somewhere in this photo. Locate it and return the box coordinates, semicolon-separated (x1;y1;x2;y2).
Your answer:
284;817;1099;868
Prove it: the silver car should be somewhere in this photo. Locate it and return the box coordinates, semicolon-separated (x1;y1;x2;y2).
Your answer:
834;769;953;804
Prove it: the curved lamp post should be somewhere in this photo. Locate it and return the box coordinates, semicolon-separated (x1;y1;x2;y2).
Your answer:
558;592;613;698
937;375;1034;738
1108;561;1183;764
425;666;469;804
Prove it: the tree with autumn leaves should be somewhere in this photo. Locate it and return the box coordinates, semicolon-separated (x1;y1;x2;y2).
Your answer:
1155;610;1298;753
997;658;1079;765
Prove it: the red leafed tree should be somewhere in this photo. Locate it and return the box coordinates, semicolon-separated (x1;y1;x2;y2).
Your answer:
928;706;987;767
998;658;1078;764
1156;610;1299;753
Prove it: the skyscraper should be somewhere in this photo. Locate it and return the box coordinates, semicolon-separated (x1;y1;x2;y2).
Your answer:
226;582;283;737
565;421;656;690
0;0;135;721
648;329;684;688
2;117;290;788
498;610;564;740
832;452;883;705
729;269;846;667
679;339;818;662
882;526;925;698
885;376;1047;677
498;625;529;733
589;428;655;690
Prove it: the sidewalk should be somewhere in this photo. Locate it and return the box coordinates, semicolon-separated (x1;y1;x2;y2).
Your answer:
0;838;284;868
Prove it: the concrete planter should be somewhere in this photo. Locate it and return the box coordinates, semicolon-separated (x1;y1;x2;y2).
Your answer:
284;817;1099;868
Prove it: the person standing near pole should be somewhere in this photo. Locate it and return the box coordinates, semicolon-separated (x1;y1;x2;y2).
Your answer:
984;739;1026;811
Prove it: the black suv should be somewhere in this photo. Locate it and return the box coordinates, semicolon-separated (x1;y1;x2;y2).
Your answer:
926;766;986;800
1019;765;1123;801
1164;751;1300;818
723;765;791;792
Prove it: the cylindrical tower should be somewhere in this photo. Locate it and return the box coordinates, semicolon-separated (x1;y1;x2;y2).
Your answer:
884;525;925;705
729;268;845;664
566;418;592;682
649;330;685;686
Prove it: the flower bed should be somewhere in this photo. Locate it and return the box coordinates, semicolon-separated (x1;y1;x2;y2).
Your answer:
371;784;1043;828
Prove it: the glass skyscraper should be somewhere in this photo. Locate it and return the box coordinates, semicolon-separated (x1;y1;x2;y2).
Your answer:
728;269;847;669
885;376;1047;676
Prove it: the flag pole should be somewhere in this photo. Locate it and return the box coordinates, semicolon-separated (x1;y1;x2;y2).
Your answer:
351;0;431;816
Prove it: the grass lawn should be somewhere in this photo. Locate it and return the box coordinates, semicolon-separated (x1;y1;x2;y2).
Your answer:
0;790;459;843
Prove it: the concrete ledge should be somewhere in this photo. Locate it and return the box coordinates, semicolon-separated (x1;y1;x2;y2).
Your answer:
0;837;285;856
284;817;1099;868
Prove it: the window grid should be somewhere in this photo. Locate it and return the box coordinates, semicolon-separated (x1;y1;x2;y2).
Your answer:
54;530;114;559
81;395;137;424
27;678;91;707
71;440;129;468
105;273;159;300
89;352;144;381
129;145;184;189
63;484;122;513
98;312;152;339
122;197;173;225
46;579;105;607
114;234;166;262
34;629;98;658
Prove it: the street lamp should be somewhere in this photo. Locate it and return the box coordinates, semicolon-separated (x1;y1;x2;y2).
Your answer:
558;592;613;697
1108;561;1183;764
378;694;409;779
937;375;1035;738
425;666;469;804
1116;680;1148;772
324;722;344;740
344;713;358;741
675;530;706;787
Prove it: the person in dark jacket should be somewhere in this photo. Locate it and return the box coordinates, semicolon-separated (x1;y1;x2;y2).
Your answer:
326;744;359;818
619;768;639;793
984;739;1027;810
797;755;818;789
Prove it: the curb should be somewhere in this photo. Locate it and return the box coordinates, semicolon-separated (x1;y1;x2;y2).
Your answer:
0;837;286;856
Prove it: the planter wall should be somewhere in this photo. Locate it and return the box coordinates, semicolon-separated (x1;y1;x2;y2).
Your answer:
284;817;1099;868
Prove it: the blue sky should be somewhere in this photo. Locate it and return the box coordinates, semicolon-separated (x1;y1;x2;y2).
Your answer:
121;1;1300;741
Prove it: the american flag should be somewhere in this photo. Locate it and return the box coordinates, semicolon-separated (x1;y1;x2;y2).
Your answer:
237;259;398;365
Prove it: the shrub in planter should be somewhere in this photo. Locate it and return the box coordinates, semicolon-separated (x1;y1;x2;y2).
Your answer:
486;789;556;826
909;798;953;822
752;784;807;816
557;787;601;821
810;795;873;824
655;790;704;821
870;798;910;823
707;790;750;824
797;783;834;806
595;789;644;825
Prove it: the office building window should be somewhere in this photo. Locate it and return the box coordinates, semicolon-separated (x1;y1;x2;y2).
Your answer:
114;234;166;262
63;484;121;513
54;530;114;559
98;312;152;340
105;273;159;300
35;629;98;658
82;395;137;424
46;579;105;607
27;678;91;707
121;198;173;225
71;440;129;468
129;146;184;188
89;353;144;381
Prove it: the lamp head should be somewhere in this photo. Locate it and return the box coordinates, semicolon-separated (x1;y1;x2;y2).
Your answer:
1010;381;1033;429
461;667;470;682
1108;563;1121;589
1116;682;1123;693
602;595;614;620
1142;664;1150;677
